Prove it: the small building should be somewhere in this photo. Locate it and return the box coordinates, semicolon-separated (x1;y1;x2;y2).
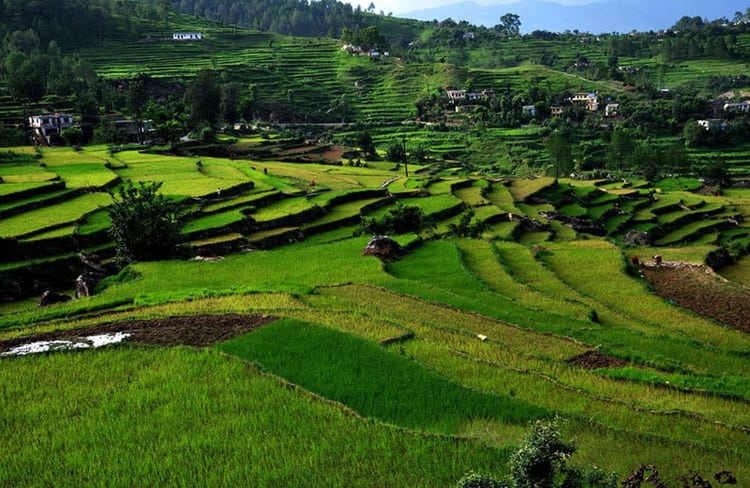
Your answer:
28;114;75;145
697;119;726;131
447;88;494;105
569;92;599;111
522;105;537;117
462;32;476;40
617;66;640;74
173;32;202;41
551;106;564;117
723;101;750;113
605;103;620;117
113;119;155;143
446;89;467;104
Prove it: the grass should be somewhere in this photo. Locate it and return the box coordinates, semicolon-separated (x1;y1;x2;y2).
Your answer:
218;319;550;433
0;346;506;487
0;192;111;238
2;135;750;485
719;254;750;286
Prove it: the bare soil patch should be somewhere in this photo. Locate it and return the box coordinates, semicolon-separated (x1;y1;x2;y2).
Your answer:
0;314;274;354
567;350;627;369
640;262;750;333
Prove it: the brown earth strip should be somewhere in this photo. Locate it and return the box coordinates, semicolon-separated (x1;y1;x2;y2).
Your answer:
567;350;627;369
0;314;274;353
640;263;750;333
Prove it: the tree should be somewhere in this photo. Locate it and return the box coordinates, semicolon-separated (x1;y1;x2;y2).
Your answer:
127;74;149;142
357;131;376;158
61;127;83;146
239;83;259;122
495;13;521;37
386;142;406;162
607;128;635;172
221;82;241;124
359;203;434;235
108;181;185;265
510;419;577;488
545;131;573;178
7;56;47;103
184;69;221;128
631;141;660;181
457;419;617;488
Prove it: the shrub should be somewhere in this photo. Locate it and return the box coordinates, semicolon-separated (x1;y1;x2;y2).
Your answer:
460;419;618;488
387;142;406;162
448;210;488;238
108;181;186;265
61;126;83;146
359;203;434;235
456;472;508;488
509;420;618;488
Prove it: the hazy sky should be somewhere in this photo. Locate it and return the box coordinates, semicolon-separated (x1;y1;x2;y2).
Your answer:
343;0;591;15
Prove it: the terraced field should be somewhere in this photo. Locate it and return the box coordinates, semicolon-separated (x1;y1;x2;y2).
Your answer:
1;143;749;486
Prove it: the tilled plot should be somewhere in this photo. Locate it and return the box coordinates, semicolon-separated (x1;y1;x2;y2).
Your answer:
0;314;274;355
641;263;750;333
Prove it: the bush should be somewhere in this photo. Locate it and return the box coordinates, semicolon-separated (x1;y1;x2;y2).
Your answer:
456;472;508;488
359;203;434;235
387;142;406;162
508;419;617;488
448;210;488;238
108;181;186;265
459;419;618;488
61;126;83;146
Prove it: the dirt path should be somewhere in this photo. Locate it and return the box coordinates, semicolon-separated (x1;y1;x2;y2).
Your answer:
640;263;750;333
0;314;274;355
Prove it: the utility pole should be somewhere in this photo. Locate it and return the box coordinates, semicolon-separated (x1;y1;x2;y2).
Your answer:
401;135;409;178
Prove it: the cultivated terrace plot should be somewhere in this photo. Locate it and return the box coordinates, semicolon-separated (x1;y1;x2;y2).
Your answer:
2;143;750;485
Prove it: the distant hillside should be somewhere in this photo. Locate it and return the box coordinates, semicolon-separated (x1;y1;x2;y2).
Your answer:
403;0;750;33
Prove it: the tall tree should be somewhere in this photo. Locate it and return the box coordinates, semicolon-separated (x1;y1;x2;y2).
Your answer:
607;128;635;172
184;69;221;128
545;131;573;179
495;13;521;37
108;181;185;265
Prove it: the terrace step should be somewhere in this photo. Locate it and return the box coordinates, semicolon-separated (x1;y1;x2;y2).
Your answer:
0;188;78;220
247;227;301;249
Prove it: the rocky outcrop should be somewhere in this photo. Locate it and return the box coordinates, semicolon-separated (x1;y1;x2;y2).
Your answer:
75;272;105;298
38;290;72;307
362;235;406;262
623;230;653;247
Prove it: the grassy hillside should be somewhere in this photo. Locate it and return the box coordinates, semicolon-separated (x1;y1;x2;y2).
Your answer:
1;142;749;485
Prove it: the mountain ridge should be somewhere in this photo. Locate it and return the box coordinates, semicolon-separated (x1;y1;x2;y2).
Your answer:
403;0;749;33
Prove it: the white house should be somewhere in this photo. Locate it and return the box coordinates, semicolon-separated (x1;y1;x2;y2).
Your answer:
522;105;537;117
446;89;467;103
173;32;202;41
28;114;74;145
697;119;726;131
570;92;599;111
723;101;750;113
446;89;494;105
605;103;620;117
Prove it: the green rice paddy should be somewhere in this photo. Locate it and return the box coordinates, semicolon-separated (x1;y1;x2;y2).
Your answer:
1;143;749;486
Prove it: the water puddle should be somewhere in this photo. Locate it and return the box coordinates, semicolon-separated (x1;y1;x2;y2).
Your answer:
1;332;131;357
